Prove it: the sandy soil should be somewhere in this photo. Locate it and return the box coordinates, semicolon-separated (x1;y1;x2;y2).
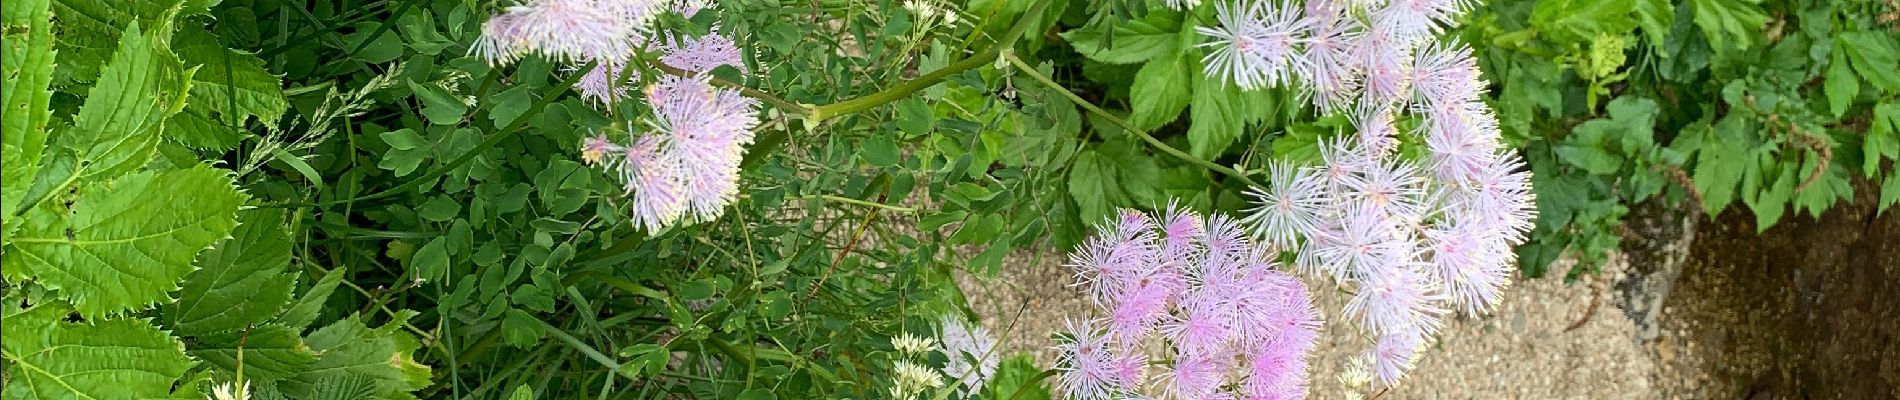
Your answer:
956;249;1662;399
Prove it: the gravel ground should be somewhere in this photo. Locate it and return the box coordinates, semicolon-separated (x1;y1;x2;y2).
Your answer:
955;249;1663;399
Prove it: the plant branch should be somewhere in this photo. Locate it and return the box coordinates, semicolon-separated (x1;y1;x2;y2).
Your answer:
1002;54;1263;188
804;0;1056;124
807;194;918;213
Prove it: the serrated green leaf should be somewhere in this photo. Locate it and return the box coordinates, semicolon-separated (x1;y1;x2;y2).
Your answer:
61;21;194;182
1825;48;1859;118
173;24;287;132
979;355;1052;400
188;324;319;383
1531;0;1638;45
1;302;196;399
1880;173;1899;214
1068;151;1122;224
1633;0;1673;51
280;314;432;400
1187;68;1243;160
169;209;300;336
1556;144;1623;175
165;107;247;152
3;165;245;318
509;385;534;400
1868;104;1900;176
1689;0;1766;51
1062;11;1179;64
275;267;345;330
1692;121;1748;216
49;0;186;83
2;0;56;229
1840;32;1900;92
1127;52;1191;131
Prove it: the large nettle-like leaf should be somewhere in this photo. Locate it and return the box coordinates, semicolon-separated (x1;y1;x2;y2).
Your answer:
169;209;301;336
48;0;192;83
276;314;434;400
166;24;289;151
2;165;246;318
58;20;195;182
2;0;55;239
0;301;200;399
188;324;320;384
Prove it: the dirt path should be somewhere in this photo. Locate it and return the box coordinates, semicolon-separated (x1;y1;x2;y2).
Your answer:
956;250;1661;399
953;187;1899;399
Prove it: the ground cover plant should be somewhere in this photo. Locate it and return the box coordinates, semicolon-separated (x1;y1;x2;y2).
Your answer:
0;0;1892;399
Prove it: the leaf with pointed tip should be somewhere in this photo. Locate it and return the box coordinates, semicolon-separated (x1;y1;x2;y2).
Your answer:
0;302;197;399
2;165;246;318
2;0;56;231
187;324;319;383
47;0;187;83
166;25;286;151
58;21;194;182
168;209;300;336
275;267;346;330
279;314;433;400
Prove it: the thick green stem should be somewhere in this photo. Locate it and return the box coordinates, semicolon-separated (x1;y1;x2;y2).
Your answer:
805;0;1056;124
1003;54;1263;188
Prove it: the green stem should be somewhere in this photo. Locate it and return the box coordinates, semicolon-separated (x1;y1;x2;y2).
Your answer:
530;316;641;381
1002;54;1262;188
809;194;918;213
805;0;1056;124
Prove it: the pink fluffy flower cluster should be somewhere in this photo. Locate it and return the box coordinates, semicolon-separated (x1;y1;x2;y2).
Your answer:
1055;207;1322;400
475;0;756;230
1196;0;1536;390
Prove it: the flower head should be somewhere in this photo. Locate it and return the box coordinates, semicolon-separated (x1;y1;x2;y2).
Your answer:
1422;221;1510;315
893;332;938;355
1340;157;1427;223
1368;328;1426;387
1410;40;1484;111
515;0;643;63
1345;260;1446;336
642;75;761;223
1199;1;1312;90
1298;12;1366;111
1055;319;1126;400
1244;162;1329;251
1355;25;1414;105
209;380;250;400
1373;0;1475;41
1164;354;1228;399
621;135;686;231
1244;338;1311;400
659;31;747;73
891;360;947;400
1060;206;1323;399
941;316;1001;396
574;56;634;105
